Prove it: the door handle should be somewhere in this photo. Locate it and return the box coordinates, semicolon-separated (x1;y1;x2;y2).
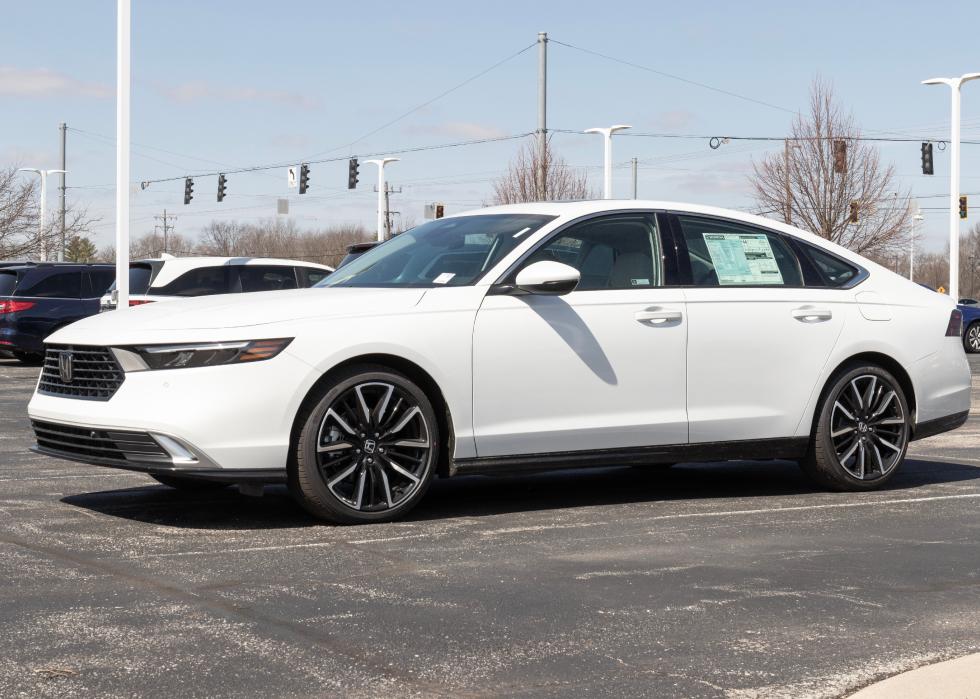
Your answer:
792;306;833;322
635;308;683;324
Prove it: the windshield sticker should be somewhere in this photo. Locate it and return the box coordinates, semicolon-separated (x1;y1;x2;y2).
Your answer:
702;232;783;285
433;272;455;285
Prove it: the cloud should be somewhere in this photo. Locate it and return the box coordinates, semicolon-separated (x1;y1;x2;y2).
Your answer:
405;121;508;140
0;66;110;98
157;81;319;109
651;110;696;131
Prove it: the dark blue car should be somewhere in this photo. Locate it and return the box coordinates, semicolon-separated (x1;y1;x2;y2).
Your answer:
0;263;115;364
961;299;980;353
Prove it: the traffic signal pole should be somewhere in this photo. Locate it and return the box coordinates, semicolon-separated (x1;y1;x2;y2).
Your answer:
365;158;399;241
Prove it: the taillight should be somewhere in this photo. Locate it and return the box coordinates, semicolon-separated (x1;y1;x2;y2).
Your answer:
946;309;963;337
129;299;154;307
0;300;35;315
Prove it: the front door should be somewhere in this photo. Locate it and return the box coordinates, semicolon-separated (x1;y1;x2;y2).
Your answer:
472;212;688;458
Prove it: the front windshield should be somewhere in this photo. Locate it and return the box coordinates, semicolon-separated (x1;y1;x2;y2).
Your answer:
317;214;556;288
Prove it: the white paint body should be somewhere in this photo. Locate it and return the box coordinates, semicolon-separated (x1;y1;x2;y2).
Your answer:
30;201;972;475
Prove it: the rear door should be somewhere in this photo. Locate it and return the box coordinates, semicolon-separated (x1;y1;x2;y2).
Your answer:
11;268;84;352
671;214;846;443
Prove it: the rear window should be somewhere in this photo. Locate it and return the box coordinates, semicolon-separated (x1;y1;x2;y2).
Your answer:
151;266;234;297
0;271;17;296
799;243;860;287
15;269;82;298
299;267;330;286
103;264;157;295
238;265;298;292
87;269;116;296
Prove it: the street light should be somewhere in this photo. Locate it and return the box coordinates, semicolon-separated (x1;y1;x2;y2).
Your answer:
364;158;399;242
922;72;980;300
17;167;67;262
584;125;631;199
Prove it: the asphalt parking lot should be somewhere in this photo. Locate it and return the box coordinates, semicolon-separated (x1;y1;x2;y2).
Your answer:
1;356;979;698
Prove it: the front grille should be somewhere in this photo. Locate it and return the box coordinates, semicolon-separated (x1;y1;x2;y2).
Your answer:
39;345;125;401
32;420;170;464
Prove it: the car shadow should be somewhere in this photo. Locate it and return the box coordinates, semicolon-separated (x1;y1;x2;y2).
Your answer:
60;456;980;529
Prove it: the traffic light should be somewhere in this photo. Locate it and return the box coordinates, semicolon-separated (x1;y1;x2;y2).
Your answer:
217;173;227;202
960;195;968;220
921;142;934;175
299;164;310;194
833;139;847;174
348;158;359;189
183;177;194;205
435;204;445;219
849;201;859;223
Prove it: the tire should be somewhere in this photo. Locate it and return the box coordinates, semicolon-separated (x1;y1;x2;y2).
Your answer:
13;351;43;366
289;365;440;524
965;322;980;354
150;474;229;491
801;363;910;491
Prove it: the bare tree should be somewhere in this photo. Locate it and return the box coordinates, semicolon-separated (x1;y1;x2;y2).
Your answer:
491;138;593;204
751;79;910;257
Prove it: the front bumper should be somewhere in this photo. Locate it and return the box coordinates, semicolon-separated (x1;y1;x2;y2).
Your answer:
28;349;318;475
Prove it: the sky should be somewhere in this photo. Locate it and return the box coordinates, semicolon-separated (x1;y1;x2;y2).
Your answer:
4;0;980;252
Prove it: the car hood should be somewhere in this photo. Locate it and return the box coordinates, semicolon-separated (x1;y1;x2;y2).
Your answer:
47;287;428;344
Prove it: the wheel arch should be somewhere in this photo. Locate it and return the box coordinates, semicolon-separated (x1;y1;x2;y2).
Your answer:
809;351;917;436
288;353;455;478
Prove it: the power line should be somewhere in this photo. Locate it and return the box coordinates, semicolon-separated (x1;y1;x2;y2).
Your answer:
550;39;796;115
552;128;980;145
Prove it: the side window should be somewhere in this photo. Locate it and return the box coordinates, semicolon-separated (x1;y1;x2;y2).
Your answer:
297;267;330;287
796;242;860;288
152;266;234;297
14;270;82;298
86;269;116;297
676;216;803;287
238;266;299;292
521;213;662;291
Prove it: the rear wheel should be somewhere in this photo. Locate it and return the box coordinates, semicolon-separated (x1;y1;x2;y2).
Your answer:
801;364;910;491
150;474;229;491
290;365;440;524
13;351;43;366
965;322;980;354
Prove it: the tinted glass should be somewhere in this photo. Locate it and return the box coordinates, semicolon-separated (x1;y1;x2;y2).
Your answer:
298;267;330;286
152;266;234;296
239;265;298;292
799;243;860;287
15;269;82;298
521;213;662;290
318;214;556;288
677;216;802;287
87;269;116;296
0;271;18;296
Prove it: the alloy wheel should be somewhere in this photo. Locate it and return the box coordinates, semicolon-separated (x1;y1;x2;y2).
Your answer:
315;381;432;512
968;324;980;352
829;374;907;480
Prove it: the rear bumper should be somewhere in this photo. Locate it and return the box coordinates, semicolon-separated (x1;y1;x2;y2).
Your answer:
912;409;970;441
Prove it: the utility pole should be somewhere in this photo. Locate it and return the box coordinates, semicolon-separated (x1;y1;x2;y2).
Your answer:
911;204;923;282
537;31;548;201
381;183;402;239
154;209;175;254
58;122;67;262
783;139;793;225
631;157;638;199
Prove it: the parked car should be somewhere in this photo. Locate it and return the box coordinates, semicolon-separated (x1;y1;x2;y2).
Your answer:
336;242;379;269
960;300;980;353
99;256;334;310
29;201;971;523
1;262;115;364
959;298;978;306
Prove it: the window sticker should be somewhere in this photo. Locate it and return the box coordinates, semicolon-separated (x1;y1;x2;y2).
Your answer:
433;272;455;285
702;232;783;285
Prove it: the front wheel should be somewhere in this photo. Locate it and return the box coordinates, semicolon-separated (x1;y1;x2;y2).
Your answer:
801;364;910;491
290;365;440;524
965;322;980;354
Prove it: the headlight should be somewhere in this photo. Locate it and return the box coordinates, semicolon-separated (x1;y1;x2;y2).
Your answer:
115;338;293;371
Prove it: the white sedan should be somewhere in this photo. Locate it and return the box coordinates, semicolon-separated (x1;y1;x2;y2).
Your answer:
28;202;971;523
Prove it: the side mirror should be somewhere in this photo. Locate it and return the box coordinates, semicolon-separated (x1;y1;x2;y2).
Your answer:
515;261;580;296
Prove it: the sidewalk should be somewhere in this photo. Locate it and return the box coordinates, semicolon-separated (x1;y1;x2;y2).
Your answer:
849;653;980;698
